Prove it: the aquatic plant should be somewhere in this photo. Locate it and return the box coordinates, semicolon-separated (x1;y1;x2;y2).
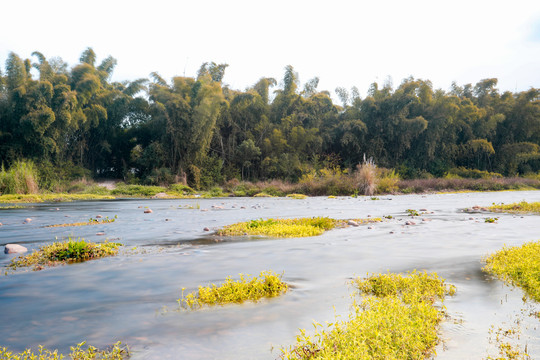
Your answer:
7;239;122;272
280;271;455;359
485;217;499;223
216;217;381;238
488;201;540;215
406;209;420;217
286;194;308;199
45;216;117;228
484;241;540;302
179;271;288;309
0;341;128;359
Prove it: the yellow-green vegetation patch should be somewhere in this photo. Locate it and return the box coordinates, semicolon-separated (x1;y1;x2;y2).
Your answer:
253;192;273;197
0;194;115;204
179;271;288;309
0;341;128;360
484;241;540;302
7;239;122;272
216;217;382;238
488;201;540;215
286;193;308;199
45;216;117;228
281;271;456;359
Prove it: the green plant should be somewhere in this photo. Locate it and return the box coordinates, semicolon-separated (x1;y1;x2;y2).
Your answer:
406;209;420;217
0;341;128;359
485;217;498;223
484;241;540;302
7;238;122;272
0;160;39;195
286;193;308;199
488;201;540;214
179;271;288;309
217;217;381;238
111;184;166;197
281;271;455;359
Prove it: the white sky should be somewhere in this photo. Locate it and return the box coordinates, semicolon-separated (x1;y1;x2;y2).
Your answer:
1;0;540;98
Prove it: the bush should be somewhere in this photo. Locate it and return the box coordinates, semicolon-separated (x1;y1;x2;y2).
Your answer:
0;160;39;194
376;168;400;194
168;183;196;195
111;184;166;196
446;167;503;179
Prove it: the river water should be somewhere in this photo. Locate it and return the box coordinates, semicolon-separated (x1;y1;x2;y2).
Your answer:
1;191;540;359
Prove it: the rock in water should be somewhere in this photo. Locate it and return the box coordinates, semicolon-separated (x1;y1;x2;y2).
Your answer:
4;244;28;254
144;209;153;213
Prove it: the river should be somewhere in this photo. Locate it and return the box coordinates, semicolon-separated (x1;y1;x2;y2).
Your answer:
1;191;540;359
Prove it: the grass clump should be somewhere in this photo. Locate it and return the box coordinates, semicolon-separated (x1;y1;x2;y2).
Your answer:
217;217;382;238
484;241;540;302
281;271;455;359
488;201;540;215
217;217;337;238
179;271;288;309
7;239;122;272
45;216;117;228
0;341;128;359
286;194;308;199
0;160;39;195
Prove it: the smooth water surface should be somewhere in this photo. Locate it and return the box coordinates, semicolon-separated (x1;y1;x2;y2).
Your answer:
1;191;540;359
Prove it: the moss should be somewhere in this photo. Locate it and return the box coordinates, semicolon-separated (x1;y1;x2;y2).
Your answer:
0;341;128;359
179;271;288;309
7;239;122;272
484;241;540;302
281;271;455;359
216;217;382;238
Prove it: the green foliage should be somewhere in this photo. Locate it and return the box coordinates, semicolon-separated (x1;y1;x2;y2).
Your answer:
0;193;114;203
281;271;455;359
45;215;117;228
484;217;499;223
0;341;128;359
446;167;503;179
0;160;39;194
7;238;121;272
484;241;540;302
217;217;381;238
488;201;540;214
110;184;166;197
406;209;420;216
286;193;308;199
168;183;195;195
179;271;288;309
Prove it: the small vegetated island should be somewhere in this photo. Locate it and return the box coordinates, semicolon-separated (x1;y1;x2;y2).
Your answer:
216;216;381;238
179;271;288;310
6;238;122;272
487;201;540;215
280;271;456;359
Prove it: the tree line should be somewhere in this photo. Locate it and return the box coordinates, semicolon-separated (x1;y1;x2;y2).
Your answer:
1;48;539;189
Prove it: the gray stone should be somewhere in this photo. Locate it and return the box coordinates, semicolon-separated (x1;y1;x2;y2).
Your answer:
347;220;359;227
4;244;28;254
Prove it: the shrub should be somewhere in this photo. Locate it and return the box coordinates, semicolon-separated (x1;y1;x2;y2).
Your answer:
446;167;503;179
376;168;400;194
111;184;166;197
0;160;39;194
168;183;196;195
0;341;128;359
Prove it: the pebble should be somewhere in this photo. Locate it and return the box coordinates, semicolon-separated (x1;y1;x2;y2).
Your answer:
469;217;475;220
4;244;27;254
95;215;103;219
96;232;106;236
0;223;2;226
144;209;153;213
203;227;210;231
419;208;428;212
367;226;373;229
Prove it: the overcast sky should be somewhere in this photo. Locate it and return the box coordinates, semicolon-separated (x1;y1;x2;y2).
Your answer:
1;0;540;98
